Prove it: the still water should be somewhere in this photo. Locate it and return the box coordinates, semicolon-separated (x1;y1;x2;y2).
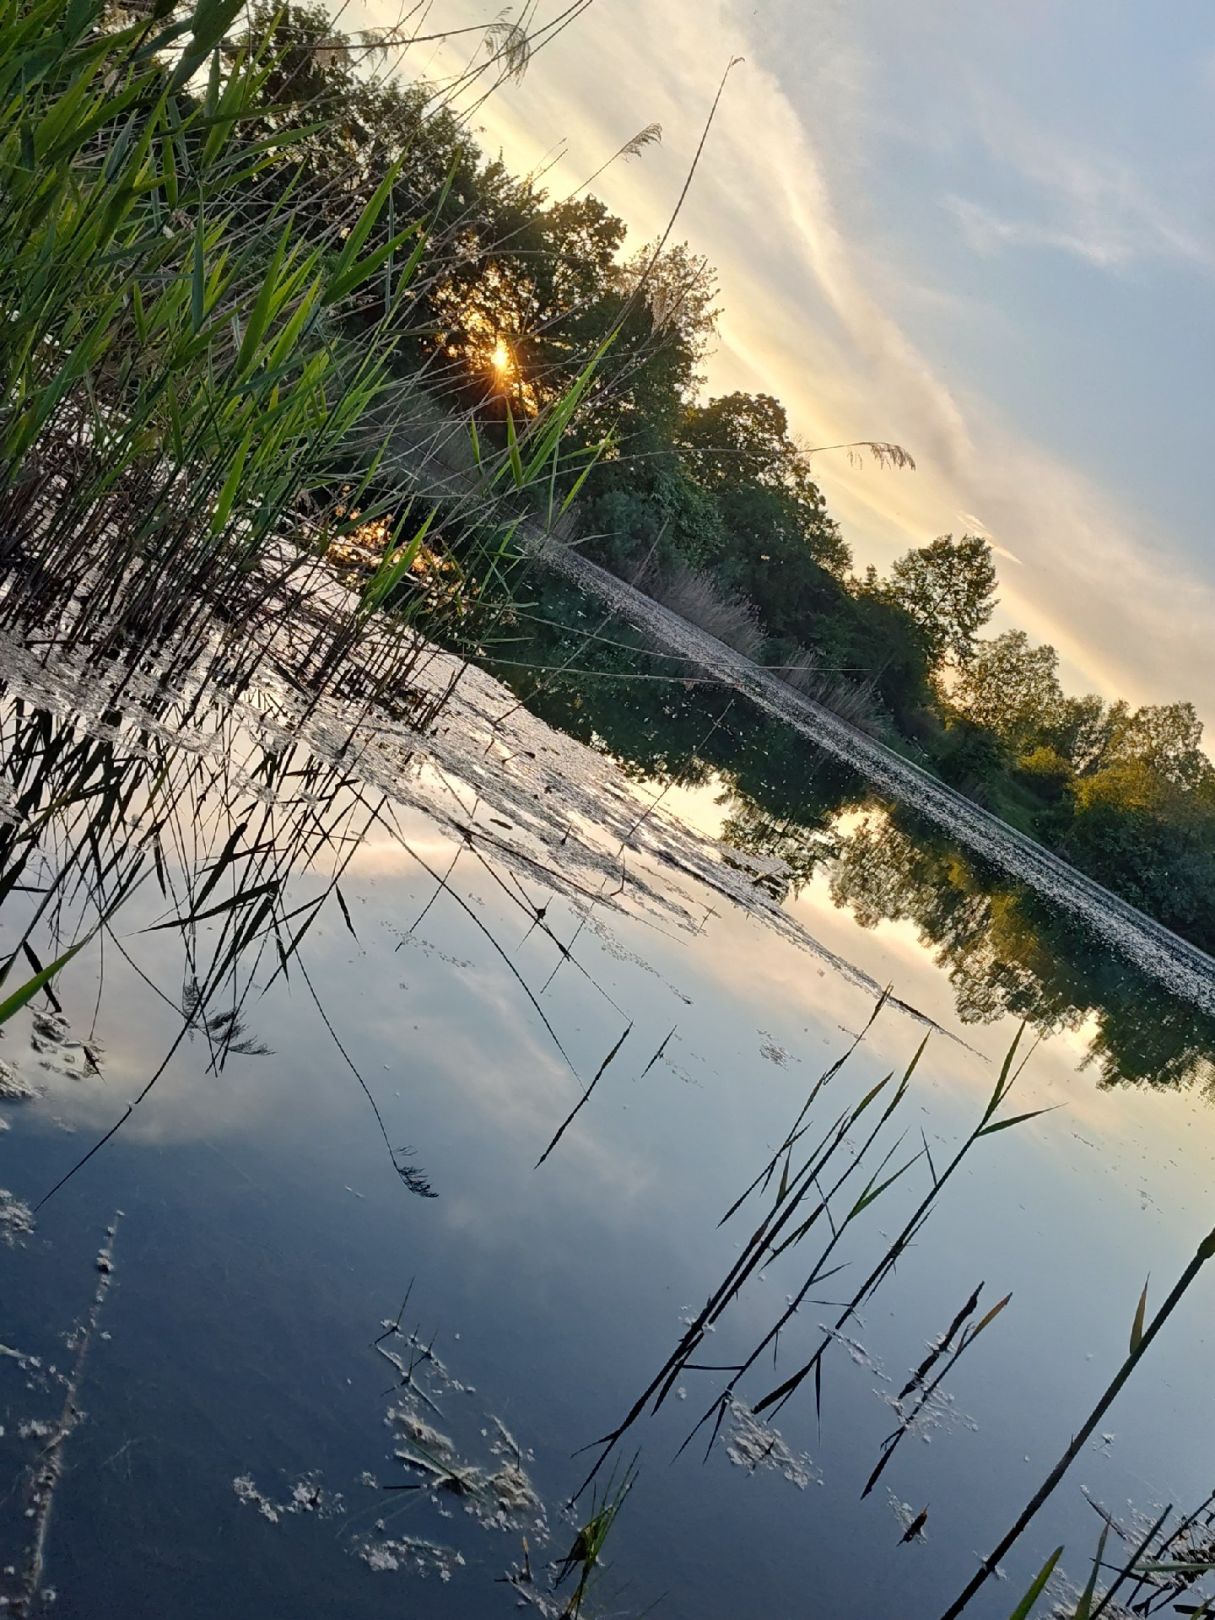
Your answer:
1;619;1214;1619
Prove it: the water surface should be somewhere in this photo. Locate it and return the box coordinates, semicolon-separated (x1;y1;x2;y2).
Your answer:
2;623;1213;1620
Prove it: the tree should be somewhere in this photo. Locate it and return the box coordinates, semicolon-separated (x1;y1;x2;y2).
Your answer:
680;392;797;493
580;462;725;578
1042;693;1110;775
678;392;851;576
568;241;720;451
846;583;936;728
938;718;1014;794
1104;701;1211;791
885;534;998;667
949;630;1065;752
1018;745;1073;803
237;4;483;228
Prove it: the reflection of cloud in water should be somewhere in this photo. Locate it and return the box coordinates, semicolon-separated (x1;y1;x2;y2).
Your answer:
0;619;960;1194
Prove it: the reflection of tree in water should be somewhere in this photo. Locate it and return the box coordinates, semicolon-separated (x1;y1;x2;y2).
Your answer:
485;587;1215;1092
718;804;836;898
827;809;1215;1091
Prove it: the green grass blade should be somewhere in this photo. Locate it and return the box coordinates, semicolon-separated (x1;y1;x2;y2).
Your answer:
1008;1546;1064;1619
0;938;88;1026
1073;1522;1108;1620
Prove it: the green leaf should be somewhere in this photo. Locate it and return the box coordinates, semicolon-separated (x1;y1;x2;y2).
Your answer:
1130;1277;1149;1354
170;0;245;89
504;400;524;488
1073;1523;1108;1620
1007;1546;1063;1620
322;222;420;307
210;424;254;535
331;157;404;281
236;222;291;375
190;208;206;333
361;505;439;613
520;333;616;483
0;938;88;1027
560;438;610;514
977;1106;1057;1137
264;273;321;368
982;1023;1025;1124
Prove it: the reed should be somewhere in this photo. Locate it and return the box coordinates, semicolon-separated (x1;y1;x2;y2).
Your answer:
575;1020;1048;1495
0;1;603;728
940;1229;1215;1618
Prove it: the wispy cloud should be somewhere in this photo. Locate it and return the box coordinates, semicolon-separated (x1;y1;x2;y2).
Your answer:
958;512;1021;566
948;101;1215;273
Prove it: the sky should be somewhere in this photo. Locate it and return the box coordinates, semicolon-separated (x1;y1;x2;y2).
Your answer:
358;0;1215;722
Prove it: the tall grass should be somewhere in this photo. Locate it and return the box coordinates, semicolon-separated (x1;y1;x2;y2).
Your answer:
642;560;766;661
776;645;885;735
576;1015;1049;1493
1;4;370;653
938;1222;1215;1618
0;0;599;718
0;675;444;1205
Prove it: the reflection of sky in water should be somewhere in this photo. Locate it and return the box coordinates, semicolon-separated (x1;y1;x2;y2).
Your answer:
3;762;1215;1616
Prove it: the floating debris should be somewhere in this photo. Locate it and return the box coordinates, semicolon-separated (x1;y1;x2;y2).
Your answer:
390;1408;456;1460
889;1492;929;1543
474;1458;545;1533
0;1061;36;1102
393;933;473;971
880;1381;978;1442
6;1214;122;1612
820;1323;889;1380
0;1190;34;1246
232;1475;284;1525
385;1400;547;1538
231;1472;345;1526
353;1533;463;1580
724;1401;820;1490
30;1013;78;1054
758;1032;792;1067
899;1505;929;1545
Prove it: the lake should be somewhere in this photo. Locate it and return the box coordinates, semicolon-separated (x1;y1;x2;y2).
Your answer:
2;584;1214;1620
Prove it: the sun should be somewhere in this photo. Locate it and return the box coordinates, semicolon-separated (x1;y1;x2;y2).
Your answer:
489;337;514;377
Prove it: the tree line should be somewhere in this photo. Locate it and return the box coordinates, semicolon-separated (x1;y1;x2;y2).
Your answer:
232;4;1215;954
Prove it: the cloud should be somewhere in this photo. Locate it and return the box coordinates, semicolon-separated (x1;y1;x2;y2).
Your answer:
948;101;1215;274
958;512;1022;566
945;194;1143;270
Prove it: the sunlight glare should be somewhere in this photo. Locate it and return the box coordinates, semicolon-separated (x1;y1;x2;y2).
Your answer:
490;337;513;377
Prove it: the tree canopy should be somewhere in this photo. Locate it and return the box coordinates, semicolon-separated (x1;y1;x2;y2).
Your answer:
949;630;1065;751
886;534;998;667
